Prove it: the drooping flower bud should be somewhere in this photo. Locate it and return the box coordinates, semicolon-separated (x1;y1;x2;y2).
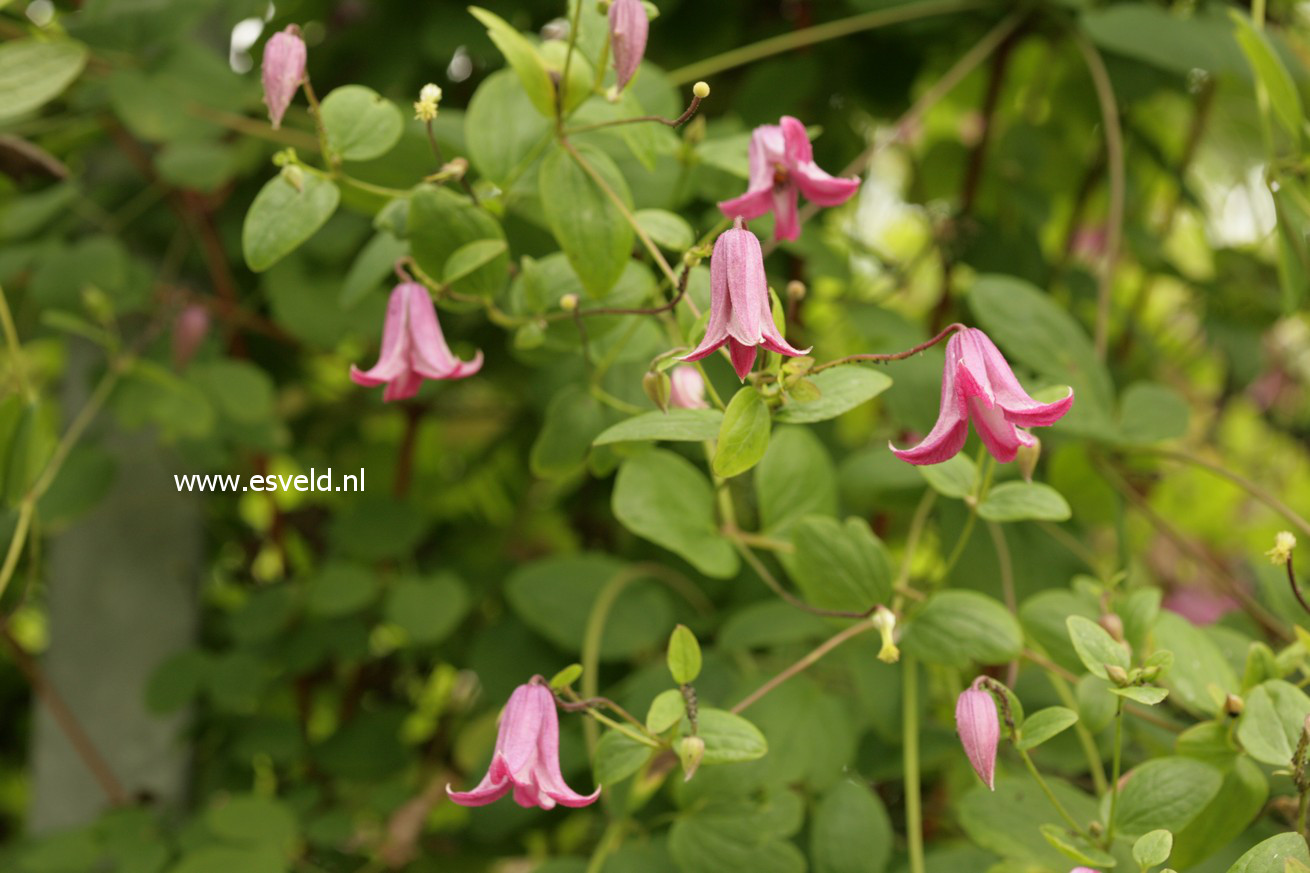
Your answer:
607;0;648;90
171;304;210;369
1015;434;1041;482
261;25;307;130
642;370;671;412
677;735;705;782
955;678;999;791
668;366;707;410
872;606;899;664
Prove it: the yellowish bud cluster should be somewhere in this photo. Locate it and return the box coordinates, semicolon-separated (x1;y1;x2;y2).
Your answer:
414;83;443;122
1268;530;1298;565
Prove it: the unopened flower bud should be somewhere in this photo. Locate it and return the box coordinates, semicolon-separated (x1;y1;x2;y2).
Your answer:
1268;531;1297;565
1105;664;1130;686
280;163;305;192
559;293;579;312
677;735;705;782
171;304;210;369
786;280;807;302
668;366;706;410
955;678;998;790
642;371;671;412
1099;613;1124;642
414;83;443;122
1015;434;1041;483
1225;693;1245;716
692;81;710;99
261;25;307;130
608;0;648;90
872;606;899;664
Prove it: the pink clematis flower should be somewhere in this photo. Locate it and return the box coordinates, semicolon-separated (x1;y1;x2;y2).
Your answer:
350;282;482;402
1071;869;1100;873
718;116;860;242
446;681;601;810
669;366;707;410
890;327;1073;465
682;225;810;380
608;0;649;90
1162;587;1239;626
955;678;999;791
261;25;307;130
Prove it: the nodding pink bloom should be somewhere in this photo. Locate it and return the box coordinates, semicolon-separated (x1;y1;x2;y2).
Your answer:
955;678;999;791
350;283;482;402
1071;869;1101;873
718;116;860;242
262;26;307;129
681;226;810;381
171;304;210;369
669;366;707;410
608;0;648;90
1162;587;1239;626
446;681;600;810
890;327;1073;466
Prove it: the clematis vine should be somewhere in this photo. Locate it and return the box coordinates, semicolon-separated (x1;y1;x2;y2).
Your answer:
350;282;482;402
446;680;601;810
682;223;810;380
261;25;307;129
955;678;999;791
891;327;1073;465
608;0;649;90
718;116;861;241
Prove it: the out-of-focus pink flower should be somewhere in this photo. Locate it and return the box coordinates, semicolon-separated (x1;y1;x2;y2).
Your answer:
1070;225;1108;264
1071;868;1101;873
446;681;600;810
669;366;707;410
608;0;648;90
262;25;307;129
718;116;860;242
1162;587;1239;626
350;283;482;402
681;226;810;380
171;304;210;369
955;678;999;791
890;327;1074;465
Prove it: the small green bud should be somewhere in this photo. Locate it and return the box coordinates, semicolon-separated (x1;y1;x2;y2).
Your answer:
1105;664;1130;686
643;371;671;412
559;293;579;312
1225;693;1245;716
280;163;305;192
677;735;705;782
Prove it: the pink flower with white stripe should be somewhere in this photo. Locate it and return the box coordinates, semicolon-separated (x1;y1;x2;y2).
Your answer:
446;681;600;810
718;116;860;242
681;225;809;380
890;327;1073;465
350;283;482;402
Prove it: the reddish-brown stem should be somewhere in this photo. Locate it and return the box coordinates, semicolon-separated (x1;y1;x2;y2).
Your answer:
393;404;424;499
564;93;704;135
1288;560;1310;617
577;262;692;318
732;622;877;714
812;322;964;373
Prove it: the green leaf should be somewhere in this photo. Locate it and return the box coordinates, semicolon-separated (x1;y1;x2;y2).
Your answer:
1172;758;1267;869
773;366;892;423
1111;685;1169;705
549;664;582;689
780;515;892;613
646;689;686;734
593;728;653;785
670;792;804;873
442;239;509;285
1066;615;1130;680
407;184;508;298
539;144;634;298
1224;833;1310;873
1155;611;1239;716
977;481;1072;522
1116;382;1189;445
613;449;738;578
0;40;88;121
903;590;1023;667
810;780;893;873
530;385;611;479
969;275;1114;437
1113;757;1222;839
1237;679;1310;766
1133;830;1174;870
242;171;340;272
169;847;283;873
307;562;378;617
340;230;407;308
1039;824;1117;868
206;794;298;854
383;574;470;645
958;773;1100;869
468;6;556;117
1017;706;1079;751
1081;5;1248;78
464;69;552;187
636;208;695;251
919;453;978;499
754;425;837;534
713;387;771;478
667;625;702;684
594;409;724;445
696;708;768;764
319;85;404;161
1230;11;1303;141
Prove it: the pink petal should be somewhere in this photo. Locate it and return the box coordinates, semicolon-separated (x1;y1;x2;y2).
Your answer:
532;693;600;808
669;367;708;410
381;370;423;403
746;124;779;191
718;186;775;222
779;116;813;164
772;185;800;242
403;285;483;381
608;0;648;89
681;231;734;363
446;752;514;807
955;685;999;790
729;338;757;380
970;329;1074;427
261;28;306;130
890;333;969;465
792;161;860;207
969;395;1036;463
722;228;766;346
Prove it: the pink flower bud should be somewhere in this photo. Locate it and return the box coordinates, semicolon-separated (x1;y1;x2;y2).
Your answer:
955;678;999;790
668;366;707;410
608;0;649;90
171;304;210;369
262;26;307;130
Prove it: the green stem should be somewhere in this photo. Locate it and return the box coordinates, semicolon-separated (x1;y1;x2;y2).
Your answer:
904;655;926;873
0;500;34;603
581;569;641;753
0;285;35;403
28;358;126;500
558;0;585;126
1019;748;1091;839
585;820;626;873
1105;698;1125;847
665;0;988;84
1044;668;1108;795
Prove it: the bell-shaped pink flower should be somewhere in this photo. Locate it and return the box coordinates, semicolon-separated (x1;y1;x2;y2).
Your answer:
890;327;1073;465
608;0;649;90
262;25;307;129
350;283;482;402
681;226;810;380
718;116;860;242
447;681;601;810
955;678;999;791
669;366;707;410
